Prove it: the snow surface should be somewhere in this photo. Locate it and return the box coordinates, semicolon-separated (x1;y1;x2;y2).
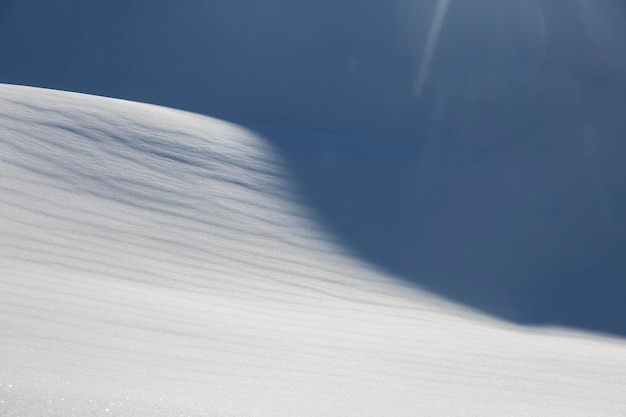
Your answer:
1;84;626;416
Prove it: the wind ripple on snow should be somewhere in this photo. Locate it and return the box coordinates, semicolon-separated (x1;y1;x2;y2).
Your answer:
1;85;625;417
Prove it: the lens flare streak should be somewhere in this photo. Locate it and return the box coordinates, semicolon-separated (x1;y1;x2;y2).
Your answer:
414;0;451;97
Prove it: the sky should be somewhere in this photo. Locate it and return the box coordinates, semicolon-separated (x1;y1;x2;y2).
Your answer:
1;0;624;141
1;0;626;335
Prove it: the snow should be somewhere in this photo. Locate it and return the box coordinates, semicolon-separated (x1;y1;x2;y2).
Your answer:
1;84;626;416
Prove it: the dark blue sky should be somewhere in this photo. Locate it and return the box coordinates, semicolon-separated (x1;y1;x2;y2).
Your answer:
2;0;626;336
2;0;624;140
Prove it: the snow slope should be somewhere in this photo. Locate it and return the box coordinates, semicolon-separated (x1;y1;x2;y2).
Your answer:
1;84;625;416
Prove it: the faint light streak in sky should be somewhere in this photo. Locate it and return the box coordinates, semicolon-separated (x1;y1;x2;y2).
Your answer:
576;0;626;75
414;0;451;97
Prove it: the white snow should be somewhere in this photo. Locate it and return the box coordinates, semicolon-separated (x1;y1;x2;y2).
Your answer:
1;84;625;417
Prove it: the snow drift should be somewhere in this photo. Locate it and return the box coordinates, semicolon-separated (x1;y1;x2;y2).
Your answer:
1;84;625;416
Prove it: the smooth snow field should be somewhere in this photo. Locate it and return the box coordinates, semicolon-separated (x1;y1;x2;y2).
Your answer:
1;84;625;416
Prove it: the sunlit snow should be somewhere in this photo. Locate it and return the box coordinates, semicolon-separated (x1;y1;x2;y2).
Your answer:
1;84;625;416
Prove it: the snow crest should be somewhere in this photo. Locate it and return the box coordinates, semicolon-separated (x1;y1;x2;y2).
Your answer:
1;85;625;417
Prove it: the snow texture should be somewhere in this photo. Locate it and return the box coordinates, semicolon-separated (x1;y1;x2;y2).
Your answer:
1;84;626;416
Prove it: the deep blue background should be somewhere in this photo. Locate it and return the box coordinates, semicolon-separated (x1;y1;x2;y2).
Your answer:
3;0;624;140
2;0;626;336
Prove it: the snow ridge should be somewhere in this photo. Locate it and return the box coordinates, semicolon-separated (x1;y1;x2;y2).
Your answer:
1;85;625;417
